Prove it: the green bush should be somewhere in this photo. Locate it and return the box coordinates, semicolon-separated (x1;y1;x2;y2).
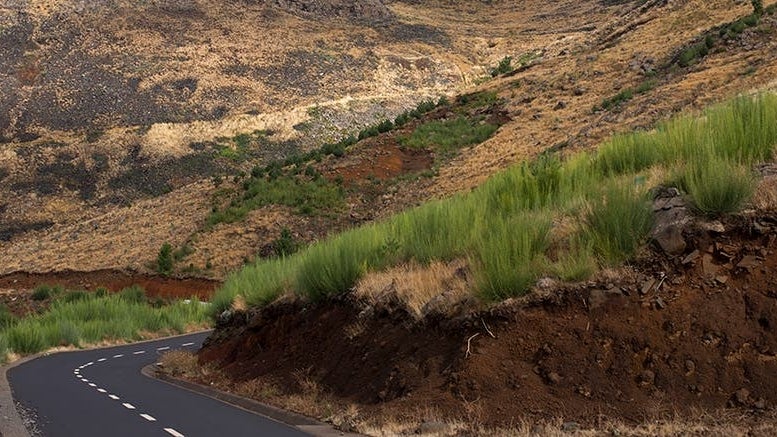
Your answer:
490;56;513;77
273;228;299;257
31;285;53;301
157;243;174;275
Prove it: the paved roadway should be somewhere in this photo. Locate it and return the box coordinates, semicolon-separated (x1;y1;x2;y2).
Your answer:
8;332;308;437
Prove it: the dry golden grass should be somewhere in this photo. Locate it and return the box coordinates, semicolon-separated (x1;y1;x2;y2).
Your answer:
356;410;777;437
752;176;777;211
354;260;471;318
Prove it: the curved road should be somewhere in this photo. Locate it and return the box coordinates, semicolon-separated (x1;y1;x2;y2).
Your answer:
8;332;308;437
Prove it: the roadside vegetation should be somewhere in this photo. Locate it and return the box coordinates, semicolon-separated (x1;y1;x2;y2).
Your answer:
211;93;777;317
0;286;209;361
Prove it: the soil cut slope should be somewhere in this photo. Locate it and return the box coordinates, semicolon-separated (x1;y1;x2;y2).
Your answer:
198;213;777;432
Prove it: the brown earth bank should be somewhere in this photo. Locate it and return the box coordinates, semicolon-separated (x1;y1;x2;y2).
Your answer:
0;270;219;316
197;215;777;431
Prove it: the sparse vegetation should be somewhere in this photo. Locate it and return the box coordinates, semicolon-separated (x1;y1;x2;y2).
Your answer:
594;79;656;112
399;116;499;156
211;93;777;316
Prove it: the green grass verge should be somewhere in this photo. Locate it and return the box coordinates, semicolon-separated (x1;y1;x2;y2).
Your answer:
0;287;209;359
210;93;777;315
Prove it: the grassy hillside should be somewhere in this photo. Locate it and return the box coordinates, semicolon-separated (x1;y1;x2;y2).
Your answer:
211;93;777;316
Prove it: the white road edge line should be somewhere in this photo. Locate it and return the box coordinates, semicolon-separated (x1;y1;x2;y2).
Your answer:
97;389;107;393
97;358;107;362
133;351;146;355
139;414;156;422
156;346;170;351
113;354;124;358
86;362;94;366
181;342;194;347
164;428;185;437
88;383;96;387
122;403;136;410
109;395;120;400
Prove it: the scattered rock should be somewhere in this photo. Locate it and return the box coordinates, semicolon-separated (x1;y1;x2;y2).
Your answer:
700;220;726;234
546;371;562;385
588;287;622;310
553;101;567;110
640;278;656;296
685;360;695;375
653;224;686;255
682;250;700;265
638;369;655;386
715;275;729;285
654;296;666;309
737;255;760;270
733;388;751;406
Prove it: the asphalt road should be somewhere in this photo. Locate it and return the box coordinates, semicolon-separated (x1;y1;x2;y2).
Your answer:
7;332;308;437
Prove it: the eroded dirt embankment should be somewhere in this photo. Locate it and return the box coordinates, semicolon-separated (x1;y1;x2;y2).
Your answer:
199;216;777;427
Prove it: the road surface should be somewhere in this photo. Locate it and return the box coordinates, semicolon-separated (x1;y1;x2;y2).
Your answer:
8;332;308;437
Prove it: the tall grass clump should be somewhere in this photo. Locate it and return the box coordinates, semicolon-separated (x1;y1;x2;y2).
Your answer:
390;196;479;263
295;225;386;300
595;132;661;175
474;213;551;301
217;256;296;314
584;184;653;265
680;155;756;216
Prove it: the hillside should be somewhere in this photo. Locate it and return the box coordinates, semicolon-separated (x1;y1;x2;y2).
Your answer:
0;0;698;278
3;0;777;433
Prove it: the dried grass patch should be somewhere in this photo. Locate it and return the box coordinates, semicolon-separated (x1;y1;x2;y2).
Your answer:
354;259;471;318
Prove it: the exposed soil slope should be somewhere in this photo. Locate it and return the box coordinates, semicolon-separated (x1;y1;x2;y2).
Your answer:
199;214;777;430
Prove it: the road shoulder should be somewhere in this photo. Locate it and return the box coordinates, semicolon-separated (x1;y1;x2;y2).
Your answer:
143;365;360;437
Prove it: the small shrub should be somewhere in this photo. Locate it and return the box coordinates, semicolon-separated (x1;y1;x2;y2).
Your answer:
273;228;299;257
31;285;53;301
490;56;513;77
752;0;764;15
156;243;174;275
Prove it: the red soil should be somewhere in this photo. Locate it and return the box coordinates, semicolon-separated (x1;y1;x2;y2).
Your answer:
0;270;219;316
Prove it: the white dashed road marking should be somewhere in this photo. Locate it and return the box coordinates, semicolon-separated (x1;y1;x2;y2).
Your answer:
164;428;185;437
74;339;199;435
